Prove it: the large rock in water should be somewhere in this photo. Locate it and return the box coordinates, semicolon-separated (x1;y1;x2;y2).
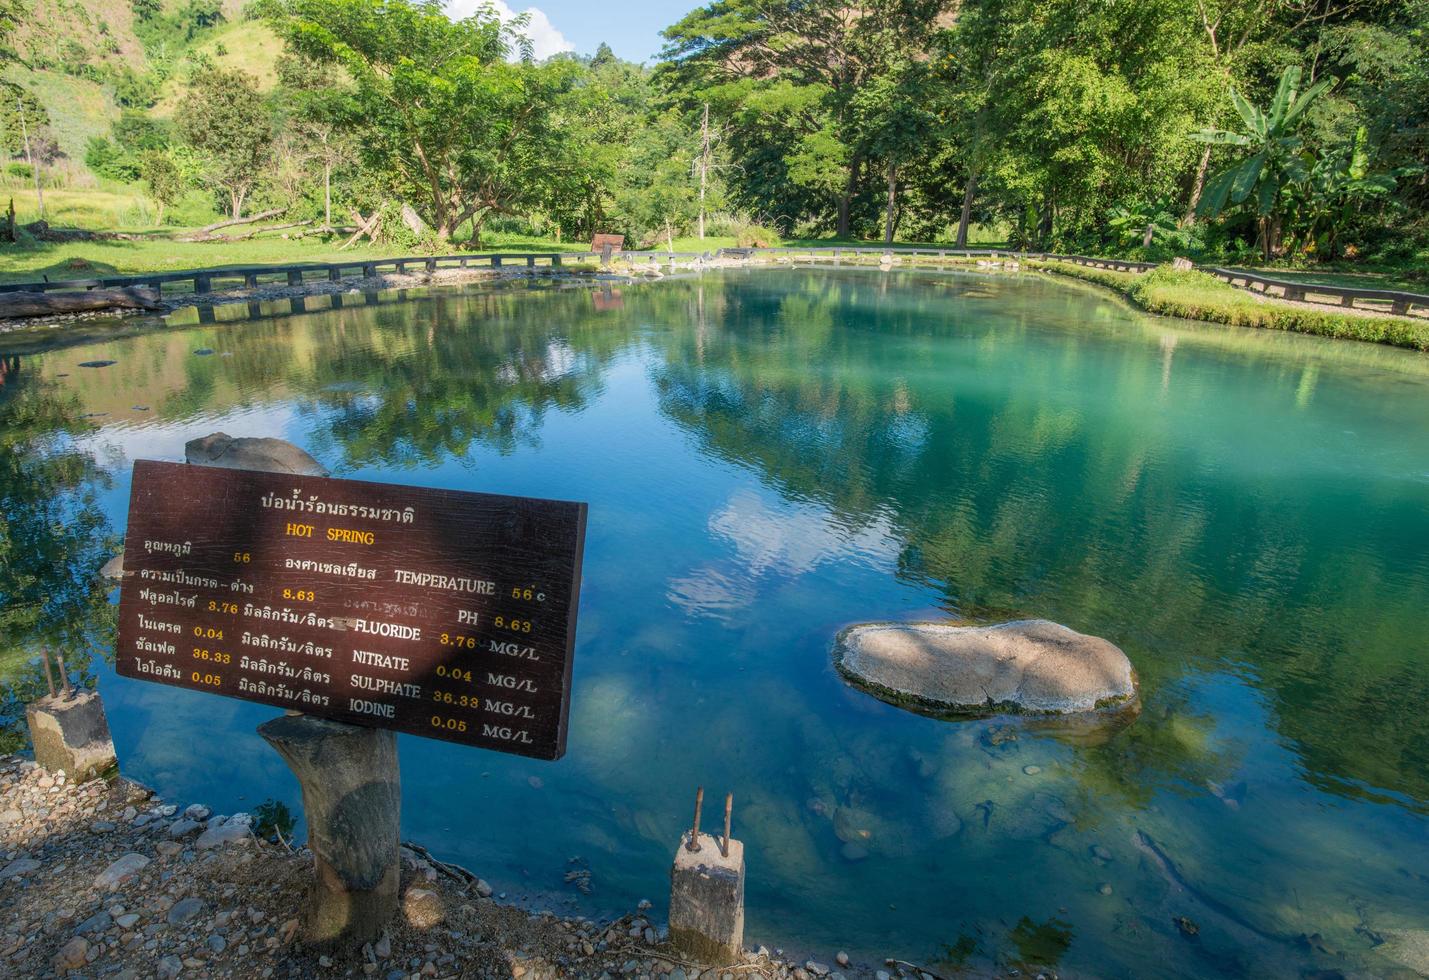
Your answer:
185;432;328;476
835;620;1137;715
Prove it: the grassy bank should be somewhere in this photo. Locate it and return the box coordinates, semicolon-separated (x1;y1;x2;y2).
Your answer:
1032;261;1429;352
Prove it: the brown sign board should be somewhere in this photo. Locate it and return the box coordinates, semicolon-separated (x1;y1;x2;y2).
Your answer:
114;460;587;760
590;233;624;255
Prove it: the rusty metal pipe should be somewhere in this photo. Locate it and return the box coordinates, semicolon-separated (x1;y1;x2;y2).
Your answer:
56;653;73;698
721;792;732;858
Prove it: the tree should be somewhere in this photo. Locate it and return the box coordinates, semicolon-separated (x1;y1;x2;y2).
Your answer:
140;150;183;226
660;0;956;238
270;0;579;243
851;58;936;243
276;53;357;230
176;68;275;219
1192;65;1331;260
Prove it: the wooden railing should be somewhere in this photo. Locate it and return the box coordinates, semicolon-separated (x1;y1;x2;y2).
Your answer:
4;244;1423;318
1203;267;1425;316
733;247;1424;315
0;250;714;297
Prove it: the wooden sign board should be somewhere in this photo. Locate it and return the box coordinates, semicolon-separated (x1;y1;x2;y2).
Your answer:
114;460;587;760
590;233;624;255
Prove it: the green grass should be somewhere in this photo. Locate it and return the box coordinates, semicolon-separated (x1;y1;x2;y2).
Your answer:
1;186;158;231
2;67;118;162
1033;261;1429;352
153;21;286;115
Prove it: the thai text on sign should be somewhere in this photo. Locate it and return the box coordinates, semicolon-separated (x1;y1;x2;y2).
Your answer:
114;460;587;760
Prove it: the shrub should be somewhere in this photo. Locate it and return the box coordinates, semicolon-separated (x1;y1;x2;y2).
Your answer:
734;221;780;248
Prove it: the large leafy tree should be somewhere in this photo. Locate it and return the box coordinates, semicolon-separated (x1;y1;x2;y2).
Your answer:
660;0;955;238
1192;65;1331;259
176;67;276;219
270;0;578;243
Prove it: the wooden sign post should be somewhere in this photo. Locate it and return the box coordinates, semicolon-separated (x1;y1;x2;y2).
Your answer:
590;232;624;265
113;448;588;945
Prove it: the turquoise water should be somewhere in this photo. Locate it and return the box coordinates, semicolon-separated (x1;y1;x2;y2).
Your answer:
3;267;1429;977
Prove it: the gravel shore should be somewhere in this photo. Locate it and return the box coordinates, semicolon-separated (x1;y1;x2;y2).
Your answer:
0;755;918;980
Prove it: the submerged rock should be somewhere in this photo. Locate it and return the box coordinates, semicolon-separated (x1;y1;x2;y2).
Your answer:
184;432;328;476
834;620;1137;715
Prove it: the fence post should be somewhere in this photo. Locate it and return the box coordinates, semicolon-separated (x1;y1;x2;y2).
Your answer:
194;274;211;295
287;270;303;287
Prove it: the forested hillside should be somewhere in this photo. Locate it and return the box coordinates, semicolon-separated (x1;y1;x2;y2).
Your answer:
1;0;1426;272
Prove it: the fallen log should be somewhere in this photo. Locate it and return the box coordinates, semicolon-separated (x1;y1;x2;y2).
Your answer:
295;224;356;239
187;219;316;243
0;286;162;319
176;208;288;241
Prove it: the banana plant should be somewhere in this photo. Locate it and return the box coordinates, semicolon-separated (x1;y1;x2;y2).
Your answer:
1191;66;1331;260
1291;126;1417;259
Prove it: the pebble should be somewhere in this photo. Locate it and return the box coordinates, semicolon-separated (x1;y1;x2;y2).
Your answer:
374;934;392;959
836;951;850;967
54;936;89;972
0;857;40;879
1098;882;1114;895
116;913;140;928
90;820;116;833
403;888;445;929
94;852;150;890
1022;765;1042;775
806;962;830;977
75;910;112;934
167;896;205;925
168;818;203;837
195;821;253;850
157;954;183;978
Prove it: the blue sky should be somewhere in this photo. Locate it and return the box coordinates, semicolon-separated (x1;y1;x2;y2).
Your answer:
444;1;696;63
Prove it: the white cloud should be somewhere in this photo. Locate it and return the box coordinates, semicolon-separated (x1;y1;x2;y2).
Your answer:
443;0;575;61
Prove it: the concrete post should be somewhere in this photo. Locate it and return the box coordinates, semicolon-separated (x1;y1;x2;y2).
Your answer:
669;829;745;963
26;690;117;782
